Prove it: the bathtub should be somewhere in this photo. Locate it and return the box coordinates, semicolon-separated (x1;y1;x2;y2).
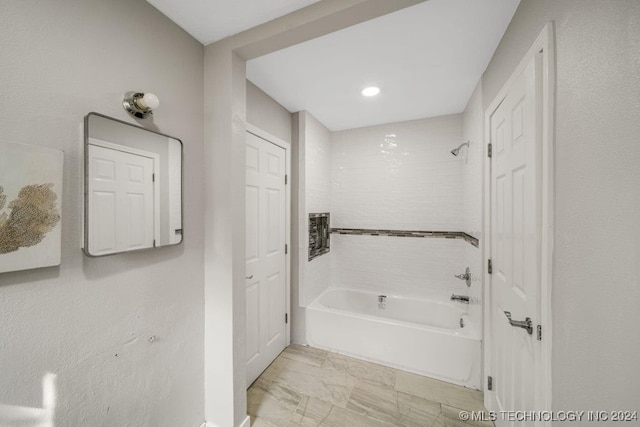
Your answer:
306;288;482;389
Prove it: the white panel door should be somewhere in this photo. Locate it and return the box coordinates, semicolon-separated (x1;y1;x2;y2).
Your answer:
88;144;155;255
245;132;287;386
489;52;542;426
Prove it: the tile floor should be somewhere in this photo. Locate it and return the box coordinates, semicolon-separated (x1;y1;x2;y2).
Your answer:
247;345;494;427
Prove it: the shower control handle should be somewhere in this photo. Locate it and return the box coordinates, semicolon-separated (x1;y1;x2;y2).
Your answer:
503;311;533;335
454;267;472;287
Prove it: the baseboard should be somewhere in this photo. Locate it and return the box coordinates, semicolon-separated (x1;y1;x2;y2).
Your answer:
201;415;250;427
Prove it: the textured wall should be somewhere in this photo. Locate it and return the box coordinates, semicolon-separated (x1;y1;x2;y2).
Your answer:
246;80;293;144
202;5;423;421
482;0;640;418
0;1;204;425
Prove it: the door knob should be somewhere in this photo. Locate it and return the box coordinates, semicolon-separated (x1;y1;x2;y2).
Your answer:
245;275;253;279
503;311;533;335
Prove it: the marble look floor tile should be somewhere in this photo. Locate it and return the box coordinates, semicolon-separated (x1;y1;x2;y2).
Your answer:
281;344;328;367
441;415;495;427
395;371;484;411
257;355;288;386
247;381;302;426
322;352;396;389
347;380;443;427
399;413;441;427
251;380;302;409
431;414;446;427
273;358;355;407
441;404;494;427
249;416;278;427
346;380;402;424
250;346;491;427
397;391;442;427
288;396;333;427
319;404;396;427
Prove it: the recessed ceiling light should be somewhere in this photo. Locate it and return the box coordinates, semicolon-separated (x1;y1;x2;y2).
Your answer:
361;86;380;97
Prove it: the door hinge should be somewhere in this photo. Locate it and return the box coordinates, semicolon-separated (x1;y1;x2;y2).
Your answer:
487;376;493;391
152;173;155;182
285;313;288;324
488;258;493;274
285;244;288;254
487;143;493;158
285;174;288;185
537;325;542;341
153;240;156;247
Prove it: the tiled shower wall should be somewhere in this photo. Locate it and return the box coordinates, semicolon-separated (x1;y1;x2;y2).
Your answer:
330;115;471;299
332;114;463;231
298;101;484;329
461;81;484;324
331;234;473;300
462;82;484;242
298;111;333;307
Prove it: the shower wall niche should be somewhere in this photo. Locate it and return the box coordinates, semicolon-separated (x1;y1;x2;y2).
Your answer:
309;213;330;261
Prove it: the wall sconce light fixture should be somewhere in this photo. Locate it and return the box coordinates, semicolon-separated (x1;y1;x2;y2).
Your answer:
123;91;160;119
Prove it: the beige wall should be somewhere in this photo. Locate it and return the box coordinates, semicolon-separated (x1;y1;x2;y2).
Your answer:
245;81;301;346
482;0;640;417
0;1;205;425
246;80;292;143
203;3;423;425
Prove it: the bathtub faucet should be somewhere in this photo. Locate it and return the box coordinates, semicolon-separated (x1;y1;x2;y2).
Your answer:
450;294;470;304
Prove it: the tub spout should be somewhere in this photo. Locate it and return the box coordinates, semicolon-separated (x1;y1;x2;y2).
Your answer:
450;294;470;304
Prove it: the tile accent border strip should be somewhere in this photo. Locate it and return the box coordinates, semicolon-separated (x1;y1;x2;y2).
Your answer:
330;228;479;248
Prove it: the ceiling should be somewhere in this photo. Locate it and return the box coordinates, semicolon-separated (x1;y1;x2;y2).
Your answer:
146;0;520;130
146;0;321;45
247;0;520;130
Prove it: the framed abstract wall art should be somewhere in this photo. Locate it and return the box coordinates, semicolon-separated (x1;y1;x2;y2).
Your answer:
0;141;63;273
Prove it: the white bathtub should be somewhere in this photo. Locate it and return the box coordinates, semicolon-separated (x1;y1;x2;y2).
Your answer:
306;288;482;389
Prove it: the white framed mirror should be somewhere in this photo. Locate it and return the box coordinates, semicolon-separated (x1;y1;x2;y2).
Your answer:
83;113;183;256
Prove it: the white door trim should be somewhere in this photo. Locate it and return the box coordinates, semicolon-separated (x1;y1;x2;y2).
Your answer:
483;22;555;417
246;123;292;347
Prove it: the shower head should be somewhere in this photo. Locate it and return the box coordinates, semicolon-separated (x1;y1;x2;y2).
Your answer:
450;141;470;156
